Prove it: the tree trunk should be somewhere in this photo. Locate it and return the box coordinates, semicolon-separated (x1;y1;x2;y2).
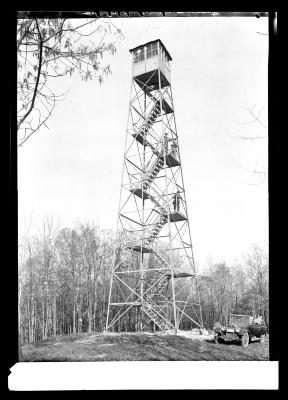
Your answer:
73;298;76;334
78;316;82;333
42;298;45;339
93;298;97;332
52;295;56;336
62;310;64;335
44;302;50;339
32;301;36;342
88;281;92;333
27;300;31;342
18;335;24;361
78;298;82;333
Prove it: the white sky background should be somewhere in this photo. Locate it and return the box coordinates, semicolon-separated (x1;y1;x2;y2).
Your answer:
18;16;268;271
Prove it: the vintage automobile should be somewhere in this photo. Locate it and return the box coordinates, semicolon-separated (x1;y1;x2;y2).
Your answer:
213;314;267;347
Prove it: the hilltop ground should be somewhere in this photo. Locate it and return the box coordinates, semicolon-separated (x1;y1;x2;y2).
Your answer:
21;330;269;361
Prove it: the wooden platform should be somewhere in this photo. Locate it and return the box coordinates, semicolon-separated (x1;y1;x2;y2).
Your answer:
128;191;187;223
168;211;187;222
166;272;194;278
161;153;180;167
126;245;152;253
134;70;170;92
131;135;180;168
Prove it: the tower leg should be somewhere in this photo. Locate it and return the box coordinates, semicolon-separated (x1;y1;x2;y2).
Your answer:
105;262;114;332
171;270;178;334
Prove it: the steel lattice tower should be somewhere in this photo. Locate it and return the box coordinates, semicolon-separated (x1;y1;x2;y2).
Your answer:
106;39;203;333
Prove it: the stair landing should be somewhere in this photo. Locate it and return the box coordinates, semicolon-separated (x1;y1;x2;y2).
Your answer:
166;272;194;278
126;244;152;253
167;211;187;222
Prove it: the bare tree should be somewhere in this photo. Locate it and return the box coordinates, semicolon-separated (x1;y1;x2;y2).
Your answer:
17;16;123;147
235;104;268;185
245;244;269;325
199;263;234;327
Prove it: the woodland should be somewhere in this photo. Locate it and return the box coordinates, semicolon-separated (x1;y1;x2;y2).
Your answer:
18;219;268;343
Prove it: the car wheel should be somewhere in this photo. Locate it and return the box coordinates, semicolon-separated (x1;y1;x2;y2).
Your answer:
241;333;249;348
260;334;265;343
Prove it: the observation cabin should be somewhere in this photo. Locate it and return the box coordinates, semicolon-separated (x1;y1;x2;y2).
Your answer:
129;39;172;91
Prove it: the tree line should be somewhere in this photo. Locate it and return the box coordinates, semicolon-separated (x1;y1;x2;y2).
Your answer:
18;219;268;343
199;249;269;329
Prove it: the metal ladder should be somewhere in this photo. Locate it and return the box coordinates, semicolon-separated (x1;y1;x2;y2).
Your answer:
143;268;171;330
143;156;164;191
139;101;161;137
143;304;168;330
143;250;173;330
144;212;168;247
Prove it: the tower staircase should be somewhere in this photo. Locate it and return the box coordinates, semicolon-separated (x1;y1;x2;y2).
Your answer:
144;212;168;247
143;304;170;330
142;156;165;191
133;99;167;157
142;265;173;330
139;100;161;137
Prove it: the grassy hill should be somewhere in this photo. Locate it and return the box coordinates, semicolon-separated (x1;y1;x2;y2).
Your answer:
21;331;269;361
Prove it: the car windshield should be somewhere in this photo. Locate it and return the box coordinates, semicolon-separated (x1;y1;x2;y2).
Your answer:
230;315;250;327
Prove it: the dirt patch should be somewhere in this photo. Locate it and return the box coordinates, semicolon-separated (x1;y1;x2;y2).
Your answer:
21;332;269;362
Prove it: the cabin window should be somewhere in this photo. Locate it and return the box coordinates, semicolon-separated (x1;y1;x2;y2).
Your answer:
146;42;158;58
132;42;160;63
138;48;144;62
151;42;158;56
132;49;144;63
164;52;170;69
146;43;153;59
133;51;138;63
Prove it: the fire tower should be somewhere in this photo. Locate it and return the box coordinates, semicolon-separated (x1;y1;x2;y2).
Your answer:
106;39;203;333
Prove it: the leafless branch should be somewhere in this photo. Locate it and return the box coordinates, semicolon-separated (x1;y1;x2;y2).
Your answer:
232;134;267;141
237;163;267;185
18;96;56;147
17;20;43;131
247;105;267;130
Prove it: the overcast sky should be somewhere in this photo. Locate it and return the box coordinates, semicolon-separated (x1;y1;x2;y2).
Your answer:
18;16;268;271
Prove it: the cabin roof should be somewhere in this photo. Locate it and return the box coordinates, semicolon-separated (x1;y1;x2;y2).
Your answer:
129;39;172;61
